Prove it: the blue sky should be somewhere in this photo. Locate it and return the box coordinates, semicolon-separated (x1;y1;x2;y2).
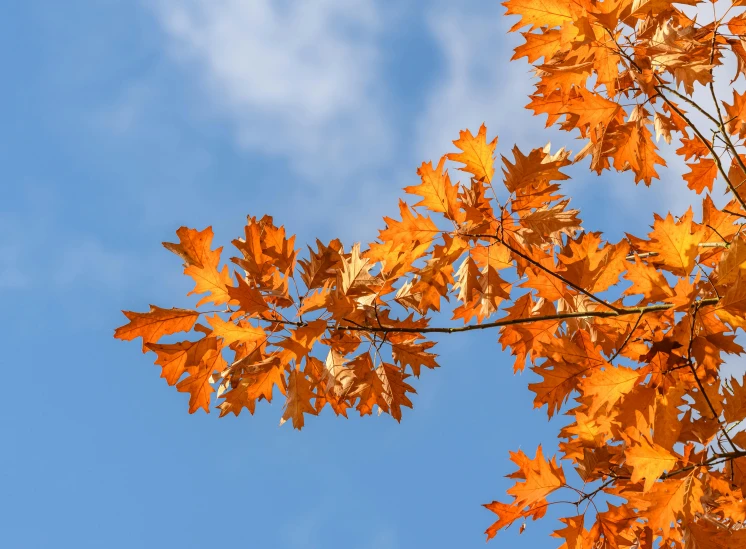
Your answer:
3;1;739;548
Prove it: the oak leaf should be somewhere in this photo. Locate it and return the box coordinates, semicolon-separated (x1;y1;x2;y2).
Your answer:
146;336;218;385
445;123;497;183
503;0;575;32
163;226;233;307
683;159;717;194
114;306;199;351
506;445;565;507
580;365;640;416
626;436;677;492
639;208;705;277
176;348;227;414
279;368;317;430
405;156;462;221
206;314;265;348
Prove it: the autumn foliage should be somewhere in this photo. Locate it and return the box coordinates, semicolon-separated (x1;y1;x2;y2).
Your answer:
115;0;746;546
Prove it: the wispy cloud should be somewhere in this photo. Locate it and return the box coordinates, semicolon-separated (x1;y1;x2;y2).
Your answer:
414;6;540;163
152;0;392;180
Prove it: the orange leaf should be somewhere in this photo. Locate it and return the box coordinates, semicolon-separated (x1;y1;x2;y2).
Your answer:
626;436;677;492
379;200;440;247
551;515;588;549
507;446;565;507
375;362;416;422
164;226;233;307
390;338;438;377
512;30;563;63
114;305;199;351
218;356;285;417
502;144;570;194
683;159;717;194
227;273;269;316
279;369;317;430
622;256;674;302
642;208;706;277
176;348;226;414
483;500;545;540
580;365;640;416
146;337;218;385
503;0;575;32
206;314;265;347
405;156;462;221
724;89;746;139
445;124;497;183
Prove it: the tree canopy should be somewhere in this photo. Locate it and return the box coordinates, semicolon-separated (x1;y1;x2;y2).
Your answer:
116;0;746;546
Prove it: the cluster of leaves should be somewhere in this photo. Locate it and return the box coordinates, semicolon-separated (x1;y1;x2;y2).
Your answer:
115;0;746;546
510;0;746;197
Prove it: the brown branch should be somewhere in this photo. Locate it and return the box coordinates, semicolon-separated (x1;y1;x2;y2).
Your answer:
576;478;615;504
609;311;644;364
724;208;746;219
625;251;659;261
686;302;738;452
655;82;720;126
331;298;719;335
239;296;720;336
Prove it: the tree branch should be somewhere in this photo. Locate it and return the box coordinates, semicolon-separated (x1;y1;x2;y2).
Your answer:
329;298;719;335
466;232;622;312
686;302;737;452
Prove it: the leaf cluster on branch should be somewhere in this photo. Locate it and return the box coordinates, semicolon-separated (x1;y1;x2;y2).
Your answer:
116;0;746;546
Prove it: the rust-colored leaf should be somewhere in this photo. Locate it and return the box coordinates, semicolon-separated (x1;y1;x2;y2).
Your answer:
115;306;199;351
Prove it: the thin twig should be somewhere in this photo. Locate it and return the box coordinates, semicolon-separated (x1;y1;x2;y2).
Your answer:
609;311;644;364
467;232;622;312
686;302;738;452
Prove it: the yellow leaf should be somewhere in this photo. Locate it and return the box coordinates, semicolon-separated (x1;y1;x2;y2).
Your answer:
405;156;462;221
445;124;497;183
644;208;706;277
503;0;575;32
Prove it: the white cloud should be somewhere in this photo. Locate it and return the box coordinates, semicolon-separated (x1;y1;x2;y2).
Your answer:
152;0;391;180
414;7;541;164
